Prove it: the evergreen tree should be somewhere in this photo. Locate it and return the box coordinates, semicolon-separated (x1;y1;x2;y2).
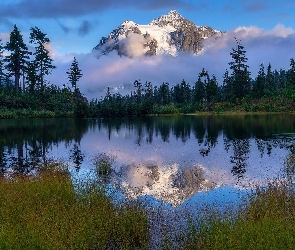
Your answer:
277;69;287;90
252;63;265;98
4;25;31;91
222;69;233;101
133;79;143;104
0;38;6;86
158;82;170;105
228;38;251;98
66;57;83;93
144;81;153;102
198;68;210;102
193;77;205;103
143;81;153;113
29;27;55;90
287;58;295;87
180;79;190;104
26;61;39;92
265;63;275;93
206;74;218;103
173;84;182;104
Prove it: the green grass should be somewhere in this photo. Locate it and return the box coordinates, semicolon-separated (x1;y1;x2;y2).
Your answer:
182;180;295;250
2;160;295;249
0;162;149;250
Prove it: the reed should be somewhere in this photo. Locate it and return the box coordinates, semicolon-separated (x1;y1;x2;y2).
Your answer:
0;163;149;250
182;180;295;250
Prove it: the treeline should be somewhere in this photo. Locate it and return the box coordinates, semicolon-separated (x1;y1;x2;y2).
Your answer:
0;25;86;117
1;26;295;118
88;40;295;117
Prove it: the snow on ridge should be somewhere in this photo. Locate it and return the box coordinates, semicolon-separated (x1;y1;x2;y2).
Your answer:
93;10;221;58
149;9;185;28
138;24;177;56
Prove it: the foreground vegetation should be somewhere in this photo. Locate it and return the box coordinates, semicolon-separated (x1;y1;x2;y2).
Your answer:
0;162;148;250
184;180;295;250
2;160;295;249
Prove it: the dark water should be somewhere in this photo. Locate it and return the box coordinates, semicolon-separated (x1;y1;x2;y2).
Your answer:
1;114;295;206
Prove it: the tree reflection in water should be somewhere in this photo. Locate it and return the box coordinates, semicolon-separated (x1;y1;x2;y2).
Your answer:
0;118;88;175
1;115;295;182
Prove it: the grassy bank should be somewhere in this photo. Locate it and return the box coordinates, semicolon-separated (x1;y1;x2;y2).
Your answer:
183;180;295;250
1;162;295;249
0;162;148;250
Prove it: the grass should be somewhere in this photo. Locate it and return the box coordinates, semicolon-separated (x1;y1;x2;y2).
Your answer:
182;180;295;250
0;162;149;250
2;160;295;249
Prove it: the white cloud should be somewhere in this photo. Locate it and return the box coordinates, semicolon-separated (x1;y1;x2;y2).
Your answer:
43;24;295;100
118;33;147;57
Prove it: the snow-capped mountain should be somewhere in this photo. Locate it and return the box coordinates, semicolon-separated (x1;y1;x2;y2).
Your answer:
93;10;221;58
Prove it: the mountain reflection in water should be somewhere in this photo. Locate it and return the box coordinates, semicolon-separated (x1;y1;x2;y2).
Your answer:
1;115;295;206
108;163;216;207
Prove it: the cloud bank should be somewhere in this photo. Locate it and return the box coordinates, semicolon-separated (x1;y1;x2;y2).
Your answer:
39;24;295;100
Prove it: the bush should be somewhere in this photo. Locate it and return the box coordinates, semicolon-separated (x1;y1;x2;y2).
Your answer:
154;104;180;114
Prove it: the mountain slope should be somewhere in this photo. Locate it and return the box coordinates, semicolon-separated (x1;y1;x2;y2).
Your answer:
93;10;221;58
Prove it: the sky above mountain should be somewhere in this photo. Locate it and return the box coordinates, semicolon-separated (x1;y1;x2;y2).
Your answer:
0;0;295;99
0;0;294;54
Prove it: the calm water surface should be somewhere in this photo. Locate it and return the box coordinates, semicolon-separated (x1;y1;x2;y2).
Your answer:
1;114;295;207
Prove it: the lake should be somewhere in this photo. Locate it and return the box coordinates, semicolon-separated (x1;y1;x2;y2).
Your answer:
1;114;295;208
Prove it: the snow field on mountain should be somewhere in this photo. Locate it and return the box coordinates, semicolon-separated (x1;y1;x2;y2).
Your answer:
139;24;178;56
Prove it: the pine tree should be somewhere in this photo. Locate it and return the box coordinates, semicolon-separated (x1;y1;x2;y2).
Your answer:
143;81;153;113
0;38;6;86
26;61;39;92
253;63;265;98
158;82;170;105
265;63;275;93
287;58;295;87
228;38;251;98
144;81;153;102
193;77;205;103
133;79;143;103
198;68;210;103
222;69;233;101
66;57;83;93
4;25;31;91
29;26;55;90
206;74;218;103
180;79;190;104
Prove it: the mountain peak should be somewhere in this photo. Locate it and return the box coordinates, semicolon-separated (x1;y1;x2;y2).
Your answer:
120;20;137;27
93;10;221;58
149;10;185;28
167;10;182;18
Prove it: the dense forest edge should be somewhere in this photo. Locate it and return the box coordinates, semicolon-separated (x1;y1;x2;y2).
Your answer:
1;26;295;118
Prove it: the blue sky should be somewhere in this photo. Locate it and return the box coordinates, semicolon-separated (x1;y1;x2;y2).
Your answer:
0;0;295;55
0;0;295;99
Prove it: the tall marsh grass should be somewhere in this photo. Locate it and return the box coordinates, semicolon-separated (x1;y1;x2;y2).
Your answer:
2;159;295;249
182;180;295;250
0;163;148;250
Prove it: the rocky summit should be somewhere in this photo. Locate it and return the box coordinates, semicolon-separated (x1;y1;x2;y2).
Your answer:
93;10;221;58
